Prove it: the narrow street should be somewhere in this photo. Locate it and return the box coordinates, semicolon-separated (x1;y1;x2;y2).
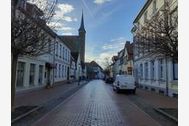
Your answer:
32;80;177;126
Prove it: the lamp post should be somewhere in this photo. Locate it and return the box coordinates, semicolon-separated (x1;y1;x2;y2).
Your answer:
161;33;169;96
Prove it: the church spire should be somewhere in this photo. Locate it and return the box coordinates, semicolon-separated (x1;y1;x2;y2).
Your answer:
79;10;86;33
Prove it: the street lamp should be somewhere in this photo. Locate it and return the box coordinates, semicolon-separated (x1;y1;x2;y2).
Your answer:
161;32;169;96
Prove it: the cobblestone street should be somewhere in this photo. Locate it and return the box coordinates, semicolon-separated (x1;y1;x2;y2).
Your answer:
31;80;177;126
33;80;126;126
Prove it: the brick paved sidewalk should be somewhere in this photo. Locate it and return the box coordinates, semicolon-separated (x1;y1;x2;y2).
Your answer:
136;88;178;108
15;80;87;108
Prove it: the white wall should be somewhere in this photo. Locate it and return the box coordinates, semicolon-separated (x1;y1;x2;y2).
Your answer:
134;57;178;96
54;38;71;83
16;56;46;91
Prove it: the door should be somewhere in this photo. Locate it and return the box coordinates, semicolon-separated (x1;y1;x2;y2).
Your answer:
67;67;70;80
45;68;50;86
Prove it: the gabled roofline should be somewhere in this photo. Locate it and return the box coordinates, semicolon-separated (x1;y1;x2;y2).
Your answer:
133;0;153;23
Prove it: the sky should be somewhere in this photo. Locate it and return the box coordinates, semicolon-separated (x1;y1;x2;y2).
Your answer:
45;0;146;68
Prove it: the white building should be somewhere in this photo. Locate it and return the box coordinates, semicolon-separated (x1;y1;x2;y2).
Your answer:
132;0;178;97
70;56;77;80
85;61;104;79
16;27;56;91
71;52;83;80
16;35;72;92
54;37;71;83
14;1;85;92
111;56;119;78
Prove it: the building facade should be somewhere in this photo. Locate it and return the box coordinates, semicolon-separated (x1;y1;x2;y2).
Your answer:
15;1;86;92
85;61;104;79
111;41;134;79
15;2;57;91
54;37;71;83
132;0;178;97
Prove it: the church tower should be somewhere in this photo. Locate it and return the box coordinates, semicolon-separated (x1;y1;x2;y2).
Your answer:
78;11;86;63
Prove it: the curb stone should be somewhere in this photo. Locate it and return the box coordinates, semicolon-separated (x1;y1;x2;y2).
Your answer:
154;108;178;122
11;106;42;123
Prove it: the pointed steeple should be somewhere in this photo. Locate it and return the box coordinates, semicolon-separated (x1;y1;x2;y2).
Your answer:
79;10;86;33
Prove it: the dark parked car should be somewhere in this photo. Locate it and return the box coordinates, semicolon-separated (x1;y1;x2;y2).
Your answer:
105;77;114;84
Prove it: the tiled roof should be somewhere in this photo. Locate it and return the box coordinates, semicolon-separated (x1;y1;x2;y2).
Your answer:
59;35;79;52
85;61;103;70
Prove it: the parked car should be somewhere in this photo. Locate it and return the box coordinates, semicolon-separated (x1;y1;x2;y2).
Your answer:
105;77;114;84
113;75;136;94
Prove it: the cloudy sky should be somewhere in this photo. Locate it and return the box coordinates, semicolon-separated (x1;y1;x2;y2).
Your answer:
42;0;146;68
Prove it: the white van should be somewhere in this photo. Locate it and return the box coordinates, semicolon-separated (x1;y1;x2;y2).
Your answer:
113;75;136;94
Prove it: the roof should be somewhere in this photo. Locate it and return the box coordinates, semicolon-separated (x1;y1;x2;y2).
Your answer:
133;0;152;23
85;61;103;71
59;35;79;52
124;41;133;55
71;52;79;62
78;11;86;32
118;49;124;58
26;2;44;16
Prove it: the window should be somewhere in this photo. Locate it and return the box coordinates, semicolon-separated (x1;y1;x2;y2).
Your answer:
151;61;155;80
59;64;61;78
38;65;43;85
153;0;157;14
62;65;64;78
68;51;70;62
140;64;143;79
128;67;133;75
173;60;178;80
159;59;164;80
16;62;25;87
65;65;67;78
145;62;148;80
65;49;67;61
29;64;35;86
60;45;62;58
55;42;58;56
63;47;65;60
55;63;57;78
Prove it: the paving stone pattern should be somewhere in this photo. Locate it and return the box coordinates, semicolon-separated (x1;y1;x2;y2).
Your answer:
33;80;126;126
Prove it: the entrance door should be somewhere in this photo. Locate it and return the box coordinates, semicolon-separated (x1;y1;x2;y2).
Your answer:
45;68;50;86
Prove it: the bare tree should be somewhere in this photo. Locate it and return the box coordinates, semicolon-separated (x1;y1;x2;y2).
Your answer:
134;0;178;96
135;0;178;60
102;57;112;77
11;0;57;111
